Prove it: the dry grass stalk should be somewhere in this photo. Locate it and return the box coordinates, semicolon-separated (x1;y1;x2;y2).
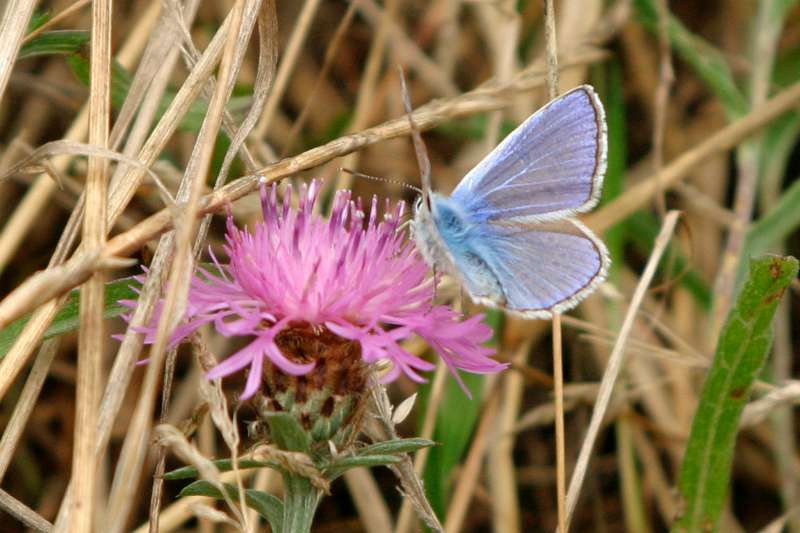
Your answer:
651;0;674;217
0;487;53;533
70;1;113;530
0;339;59;482
342;467;394;533
334;0;396;192
564;211;681;530
357;0;458;98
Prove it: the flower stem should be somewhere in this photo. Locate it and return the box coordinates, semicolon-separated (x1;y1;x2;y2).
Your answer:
282;474;323;533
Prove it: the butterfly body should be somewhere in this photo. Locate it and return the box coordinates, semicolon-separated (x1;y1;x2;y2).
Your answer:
413;194;507;306
411;85;610;319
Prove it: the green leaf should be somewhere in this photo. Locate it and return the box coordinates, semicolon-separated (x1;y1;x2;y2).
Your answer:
358;438;435;456
634;0;746;117
672;255;798;532
178;480;284;531
0;276;139;359
19;30;90;59
164;459;279;480
264;412;312;452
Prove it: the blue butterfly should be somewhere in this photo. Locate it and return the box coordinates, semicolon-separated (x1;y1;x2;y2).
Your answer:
411;85;610;319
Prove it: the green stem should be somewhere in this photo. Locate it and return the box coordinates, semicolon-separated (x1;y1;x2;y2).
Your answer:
282;474;323;533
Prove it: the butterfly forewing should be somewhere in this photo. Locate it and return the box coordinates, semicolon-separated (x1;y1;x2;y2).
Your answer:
451;85;607;223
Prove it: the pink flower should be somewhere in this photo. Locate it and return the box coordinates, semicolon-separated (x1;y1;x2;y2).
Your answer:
123;180;507;399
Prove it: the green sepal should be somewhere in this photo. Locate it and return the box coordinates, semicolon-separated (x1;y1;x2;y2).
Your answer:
263;412;312;453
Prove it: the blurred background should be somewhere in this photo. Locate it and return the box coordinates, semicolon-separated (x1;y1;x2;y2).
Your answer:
1;0;800;531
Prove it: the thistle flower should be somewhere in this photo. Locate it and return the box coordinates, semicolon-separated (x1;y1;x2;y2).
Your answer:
124;180;507;400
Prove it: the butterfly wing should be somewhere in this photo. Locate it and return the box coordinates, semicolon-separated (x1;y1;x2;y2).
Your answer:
451;85;607;223
442;217;609;318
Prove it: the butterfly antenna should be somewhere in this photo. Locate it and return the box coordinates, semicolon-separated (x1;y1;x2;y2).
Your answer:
339;168;422;194
398;66;433;208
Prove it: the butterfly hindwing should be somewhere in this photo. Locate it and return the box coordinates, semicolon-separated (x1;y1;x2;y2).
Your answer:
451;85;607;223
449;218;609;318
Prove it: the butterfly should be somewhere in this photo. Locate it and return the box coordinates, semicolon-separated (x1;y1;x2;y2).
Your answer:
409;85;610;319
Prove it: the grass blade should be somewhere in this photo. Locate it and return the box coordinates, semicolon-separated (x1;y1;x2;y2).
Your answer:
673;255;799;532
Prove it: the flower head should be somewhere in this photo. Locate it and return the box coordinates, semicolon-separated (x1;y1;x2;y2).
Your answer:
124;180;507;399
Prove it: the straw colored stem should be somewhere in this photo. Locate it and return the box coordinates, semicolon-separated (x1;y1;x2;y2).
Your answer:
0;339;59;482
553;314;567;533
70;1;113;530
343;468;393;533
334;0;396;192
544;0;560;100
356;0;458;97
0;2;160;277
651;0;674;217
